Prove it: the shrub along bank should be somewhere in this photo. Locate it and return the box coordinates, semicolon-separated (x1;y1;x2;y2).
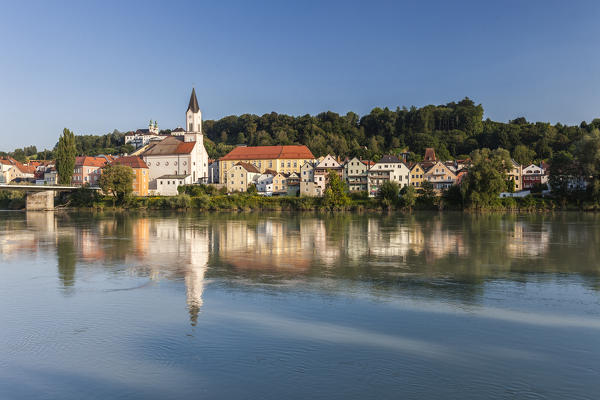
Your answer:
61;188;600;212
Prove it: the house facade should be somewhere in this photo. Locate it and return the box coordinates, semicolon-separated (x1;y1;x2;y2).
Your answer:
409;163;425;187
507;159;523;191
314;154;343;193
368;155;410;196
226;162;260;193
423;161;457;191
72;156;107;186
111;156;149;196
256;173;275;195
343;157;370;193
156;174;192;196
0;158;35;183
522;164;548;189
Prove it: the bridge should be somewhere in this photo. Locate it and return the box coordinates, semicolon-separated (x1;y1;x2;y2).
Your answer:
0;184;100;211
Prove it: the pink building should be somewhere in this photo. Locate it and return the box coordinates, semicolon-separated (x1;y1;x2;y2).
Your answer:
72;156;107;186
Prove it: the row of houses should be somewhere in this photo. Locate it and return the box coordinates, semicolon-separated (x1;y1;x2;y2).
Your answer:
0;143;554;199
215;145;552;197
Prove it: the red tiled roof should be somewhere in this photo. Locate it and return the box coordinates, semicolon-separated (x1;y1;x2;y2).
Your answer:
220;145;314;161
236;162;261;173
112;156;148;169
75;156;108;167
362;160;375;167
1;157;35;174
424;148;437;161
176;141;196;154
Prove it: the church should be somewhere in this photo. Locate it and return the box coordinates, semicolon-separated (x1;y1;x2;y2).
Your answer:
142;89;209;193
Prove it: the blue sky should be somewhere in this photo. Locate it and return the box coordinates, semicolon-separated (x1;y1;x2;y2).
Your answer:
1;0;599;151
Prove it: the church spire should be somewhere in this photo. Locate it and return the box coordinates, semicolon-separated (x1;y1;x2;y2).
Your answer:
187;88;199;113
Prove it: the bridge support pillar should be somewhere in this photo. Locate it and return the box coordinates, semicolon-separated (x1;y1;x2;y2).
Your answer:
26;191;54;211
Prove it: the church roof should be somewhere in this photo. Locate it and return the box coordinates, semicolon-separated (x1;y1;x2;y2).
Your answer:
187;88;199;113
142;136;195;156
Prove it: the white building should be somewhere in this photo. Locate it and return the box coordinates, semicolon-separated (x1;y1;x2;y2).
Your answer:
370;155;410;187
156;174;192;196
143;89;209;192
256;173;275;195
343;157;370;192
125;121;164;149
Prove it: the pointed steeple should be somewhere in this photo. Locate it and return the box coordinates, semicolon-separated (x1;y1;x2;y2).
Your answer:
187;88;199;113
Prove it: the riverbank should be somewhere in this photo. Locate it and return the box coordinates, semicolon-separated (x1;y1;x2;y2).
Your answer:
3;189;599;212
66;193;600;212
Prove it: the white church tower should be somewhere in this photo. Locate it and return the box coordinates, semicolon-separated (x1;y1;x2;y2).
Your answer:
184;88;209;183
185;88;202;142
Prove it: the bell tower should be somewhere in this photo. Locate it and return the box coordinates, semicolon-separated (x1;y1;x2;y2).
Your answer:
185;88;202;142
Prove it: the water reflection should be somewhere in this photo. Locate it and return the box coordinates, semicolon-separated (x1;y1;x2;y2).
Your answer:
1;211;600;320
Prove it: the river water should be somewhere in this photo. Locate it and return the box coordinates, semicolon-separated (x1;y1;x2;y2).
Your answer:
1;211;599;399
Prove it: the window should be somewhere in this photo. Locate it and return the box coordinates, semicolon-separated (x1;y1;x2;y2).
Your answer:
174;161;177;166
156;162;159;166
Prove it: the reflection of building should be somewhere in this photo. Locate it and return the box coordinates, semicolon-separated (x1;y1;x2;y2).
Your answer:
217;219;310;271
506;221;550;257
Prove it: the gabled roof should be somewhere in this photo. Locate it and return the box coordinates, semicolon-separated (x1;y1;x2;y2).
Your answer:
172;127;185;132
75;156;108;168
410;163;424;171
378;155;402;164
187;88;200;113
220;145;314;161
112;156;148;169
235;162;260;173
143;136;195;156
424;148;437;162
0;157;36;174
316;154;341;169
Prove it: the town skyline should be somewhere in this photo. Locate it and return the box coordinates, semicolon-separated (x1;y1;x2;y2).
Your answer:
2;0;600;151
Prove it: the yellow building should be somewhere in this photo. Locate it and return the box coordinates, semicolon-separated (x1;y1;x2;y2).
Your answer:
219;145;314;184
507;159;523;191
111;156;149;196
409;163;426;187
423;161;457;192
226;162;260;193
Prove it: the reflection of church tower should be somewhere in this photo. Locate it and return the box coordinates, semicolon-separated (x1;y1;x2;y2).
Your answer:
185;228;210;326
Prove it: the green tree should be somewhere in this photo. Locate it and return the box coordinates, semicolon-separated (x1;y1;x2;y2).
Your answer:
377;181;400;206
56;128;77;185
418;180;437;208
323;171;349;209
99;164;134;204
400;184;416;209
460;148;511;208
512;144;536;166
247;183;258;195
548;151;578;202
